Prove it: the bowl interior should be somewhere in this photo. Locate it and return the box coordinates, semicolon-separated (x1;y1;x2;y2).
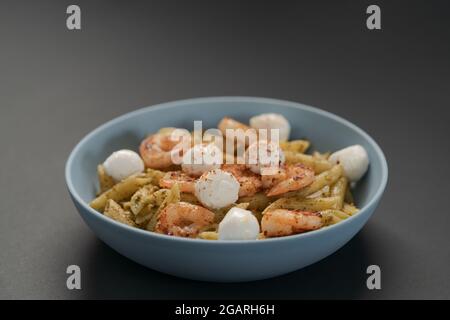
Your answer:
67;97;386;213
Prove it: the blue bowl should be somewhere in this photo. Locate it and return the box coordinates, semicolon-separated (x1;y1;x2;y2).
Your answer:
65;97;388;282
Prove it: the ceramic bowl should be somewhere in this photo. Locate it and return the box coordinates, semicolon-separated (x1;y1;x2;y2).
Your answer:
65;97;388;282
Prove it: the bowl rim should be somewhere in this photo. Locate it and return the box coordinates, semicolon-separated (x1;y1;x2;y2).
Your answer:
65;96;388;245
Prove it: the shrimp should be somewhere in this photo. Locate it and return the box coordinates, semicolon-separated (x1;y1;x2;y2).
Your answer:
218;117;250;133
260;167;286;189
139;128;187;169
155;202;215;237
262;164;315;197
218;117;254;151
221;164;262;197
261;209;323;237
159;171;196;193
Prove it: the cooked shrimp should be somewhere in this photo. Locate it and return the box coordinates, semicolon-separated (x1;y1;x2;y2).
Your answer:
261;209;323;237
221;164;262;197
139;128;187;169
159;171;196;193
218;117;251;133
218;117;254;151
155;202;215;237
261;167;286;189
262;164;315;197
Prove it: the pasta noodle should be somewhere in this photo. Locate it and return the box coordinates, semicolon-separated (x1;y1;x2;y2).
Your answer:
104;199;136;227
280;140;310;153
284;151;332;173
90;174;153;212
97;164;116;195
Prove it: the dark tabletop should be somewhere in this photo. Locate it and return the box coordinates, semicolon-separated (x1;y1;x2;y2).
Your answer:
1;0;449;299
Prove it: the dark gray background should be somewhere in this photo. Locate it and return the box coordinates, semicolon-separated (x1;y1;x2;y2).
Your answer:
1;0;449;299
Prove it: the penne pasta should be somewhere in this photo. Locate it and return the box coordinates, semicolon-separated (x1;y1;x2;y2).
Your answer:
146;184;180;231
342;203;359;216
262;196;341;215
284;151;332;173
330;176;348;209
344;186;355;204
238;192;271;212
198;231;219;240
129;185;159;216
97;164;116;195
104;199;136;227
90;174;153;212
283;164;343;199
280;140;310;153
312;151;331;160
321;209;351;226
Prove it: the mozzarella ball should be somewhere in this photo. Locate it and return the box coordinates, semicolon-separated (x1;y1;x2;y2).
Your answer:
329;145;369;182
218;207;260;240
195;169;240;209
181;144;222;177
103;149;145;181
245;140;285;175
249;113;291;141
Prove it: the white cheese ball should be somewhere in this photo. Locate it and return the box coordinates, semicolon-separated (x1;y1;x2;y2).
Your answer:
103;149;145;181
181;144;222;177
245;140;285;175
195;169;240;209
329;145;369;182
249;113;291;141
218;207;260;240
